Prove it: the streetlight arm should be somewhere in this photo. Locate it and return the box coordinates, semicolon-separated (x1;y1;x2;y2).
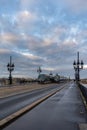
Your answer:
7;63;9;67
73;52;84;82
81;60;84;69
73;60;76;68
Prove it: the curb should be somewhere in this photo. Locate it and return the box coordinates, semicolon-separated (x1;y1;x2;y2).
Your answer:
0;86;65;128
78;86;87;111
80;91;87;110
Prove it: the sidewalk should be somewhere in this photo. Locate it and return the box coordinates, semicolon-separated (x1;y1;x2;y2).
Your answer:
56;83;87;130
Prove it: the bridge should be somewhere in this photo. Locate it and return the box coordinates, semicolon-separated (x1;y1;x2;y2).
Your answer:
0;81;87;130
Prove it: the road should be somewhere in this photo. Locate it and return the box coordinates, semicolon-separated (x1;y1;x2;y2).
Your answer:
0;82;67;120
1;82;87;130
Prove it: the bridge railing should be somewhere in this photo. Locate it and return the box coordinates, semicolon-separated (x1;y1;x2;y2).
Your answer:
78;83;87;103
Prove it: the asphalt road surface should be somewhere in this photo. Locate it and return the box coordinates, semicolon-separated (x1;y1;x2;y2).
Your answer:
1;82;87;130
0;83;66;120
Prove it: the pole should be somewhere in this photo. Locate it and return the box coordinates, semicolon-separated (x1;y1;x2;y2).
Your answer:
73;52;84;84
77;52;80;81
9;56;12;84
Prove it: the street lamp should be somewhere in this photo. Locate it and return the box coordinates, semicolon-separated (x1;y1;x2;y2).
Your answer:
73;52;84;82
7;56;15;85
37;66;42;76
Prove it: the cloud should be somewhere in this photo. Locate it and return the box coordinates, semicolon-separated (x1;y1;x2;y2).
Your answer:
20;0;36;9
84;65;87;70
12;10;38;32
16;10;37;24
0;32;19;43
21;0;87;14
0;0;87;78
0;49;10;54
63;38;78;46
64;0;87;13
0;10;38;36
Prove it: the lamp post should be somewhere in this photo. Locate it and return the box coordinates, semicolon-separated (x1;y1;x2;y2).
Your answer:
37;66;42;76
73;52;84;82
7;56;15;85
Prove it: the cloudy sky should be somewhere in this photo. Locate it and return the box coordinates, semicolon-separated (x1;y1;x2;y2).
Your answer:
0;0;87;79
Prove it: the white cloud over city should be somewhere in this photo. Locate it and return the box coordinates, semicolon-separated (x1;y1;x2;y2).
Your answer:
0;0;87;78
